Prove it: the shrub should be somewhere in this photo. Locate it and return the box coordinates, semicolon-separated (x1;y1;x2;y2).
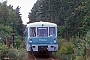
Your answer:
60;46;67;55
8;48;28;60
59;42;74;55
74;56;84;60
0;44;9;56
8;48;18;60
66;45;74;54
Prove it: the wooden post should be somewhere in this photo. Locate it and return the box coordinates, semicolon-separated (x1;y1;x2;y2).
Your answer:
84;46;86;60
0;50;2;57
6;37;10;48
11;32;15;48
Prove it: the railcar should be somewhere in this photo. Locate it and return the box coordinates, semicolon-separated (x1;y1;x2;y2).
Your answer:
25;21;58;52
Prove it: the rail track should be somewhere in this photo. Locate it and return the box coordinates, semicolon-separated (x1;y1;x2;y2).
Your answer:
28;51;60;60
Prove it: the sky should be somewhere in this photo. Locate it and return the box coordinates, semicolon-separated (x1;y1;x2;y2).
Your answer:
0;0;37;24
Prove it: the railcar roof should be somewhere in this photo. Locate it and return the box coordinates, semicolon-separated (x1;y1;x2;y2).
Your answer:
27;21;57;27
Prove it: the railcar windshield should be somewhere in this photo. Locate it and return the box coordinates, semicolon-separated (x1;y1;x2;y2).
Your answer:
37;27;48;37
30;27;36;37
49;27;56;36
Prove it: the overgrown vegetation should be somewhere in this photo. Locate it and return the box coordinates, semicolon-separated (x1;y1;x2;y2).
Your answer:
0;44;28;60
0;1;26;59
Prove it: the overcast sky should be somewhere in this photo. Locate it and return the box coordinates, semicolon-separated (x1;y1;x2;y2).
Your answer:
0;0;37;24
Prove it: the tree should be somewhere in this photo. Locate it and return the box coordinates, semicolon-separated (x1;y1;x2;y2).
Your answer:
28;0;87;39
0;1;24;46
15;6;24;36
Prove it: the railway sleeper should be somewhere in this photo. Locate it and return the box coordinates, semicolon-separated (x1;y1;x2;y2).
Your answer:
28;51;60;60
28;52;36;60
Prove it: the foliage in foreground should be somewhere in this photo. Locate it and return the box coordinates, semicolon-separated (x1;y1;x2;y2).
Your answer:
0;44;28;60
53;35;90;60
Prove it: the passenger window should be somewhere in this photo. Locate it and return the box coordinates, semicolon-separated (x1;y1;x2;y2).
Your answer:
49;27;56;36
37;27;48;37
30;27;36;37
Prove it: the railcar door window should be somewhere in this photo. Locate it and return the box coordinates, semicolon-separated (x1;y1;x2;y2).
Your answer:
49;27;56;36
30;27;36;37
37;27;48;37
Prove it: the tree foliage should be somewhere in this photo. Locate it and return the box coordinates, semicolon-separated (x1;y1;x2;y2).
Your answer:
0;1;24;46
28;0;90;39
0;1;24;34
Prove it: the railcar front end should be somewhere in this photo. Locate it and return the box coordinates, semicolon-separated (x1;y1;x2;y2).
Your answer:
25;22;58;52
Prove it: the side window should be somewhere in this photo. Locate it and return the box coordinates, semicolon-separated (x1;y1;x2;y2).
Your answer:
26;28;28;37
49;27;56;36
24;28;28;37
30;27;36;37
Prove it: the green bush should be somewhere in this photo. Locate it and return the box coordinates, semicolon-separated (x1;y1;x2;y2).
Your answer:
66;45;74;54
0;44;28;60
8;48;28;60
74;56;84;60
60;46;67;55
0;44;9;56
8;48;18;60
59;42;74;55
